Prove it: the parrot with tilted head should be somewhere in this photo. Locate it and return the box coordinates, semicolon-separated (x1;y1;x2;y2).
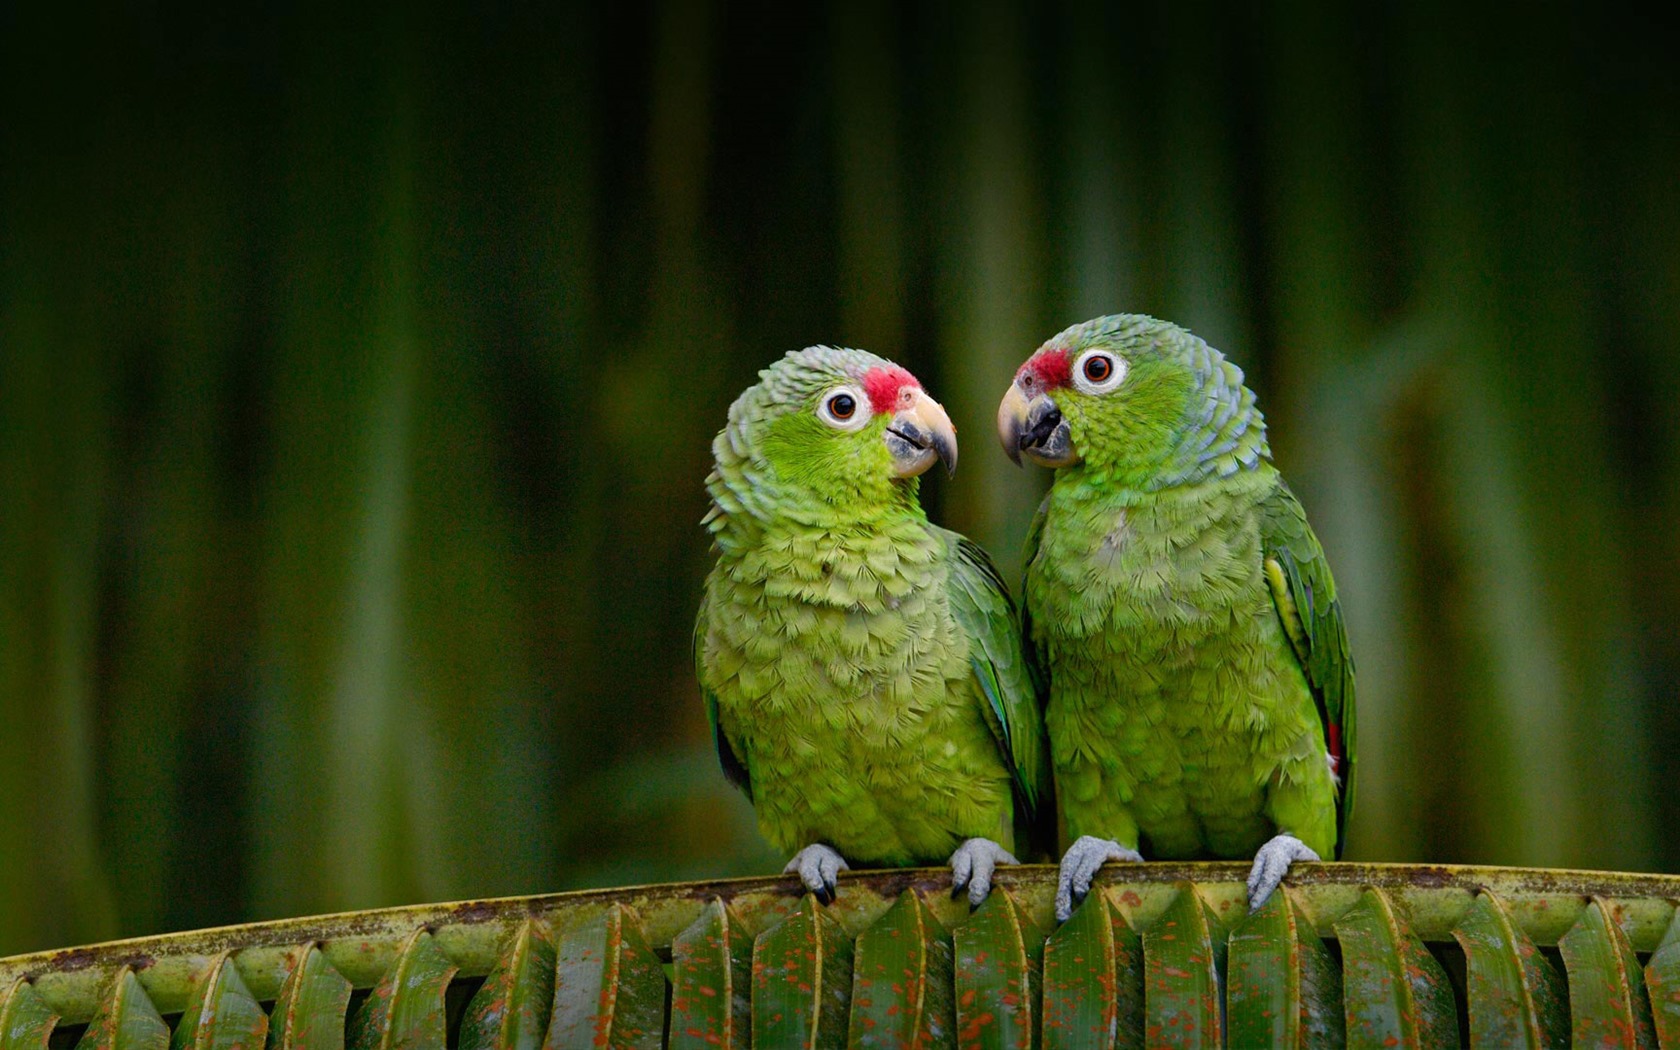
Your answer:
696;346;1051;905
996;314;1355;919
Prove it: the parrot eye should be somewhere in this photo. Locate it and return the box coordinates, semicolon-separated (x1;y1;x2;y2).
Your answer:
817;385;871;430
1072;349;1126;395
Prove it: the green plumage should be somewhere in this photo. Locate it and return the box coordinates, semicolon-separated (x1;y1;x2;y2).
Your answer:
1019;315;1354;862
696;347;1048;868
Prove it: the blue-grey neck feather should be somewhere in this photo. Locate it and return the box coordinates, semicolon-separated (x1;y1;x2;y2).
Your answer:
1152;330;1270;489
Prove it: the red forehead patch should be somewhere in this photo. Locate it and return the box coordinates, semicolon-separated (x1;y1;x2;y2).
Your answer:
861;365;920;415
1019;347;1071;389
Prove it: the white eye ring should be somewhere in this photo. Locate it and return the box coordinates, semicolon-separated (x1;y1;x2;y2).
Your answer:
816;385;871;430
1072;349;1126;394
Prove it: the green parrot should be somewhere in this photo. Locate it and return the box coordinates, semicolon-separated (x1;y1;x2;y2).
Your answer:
995;314;1354;918
696;346;1051;904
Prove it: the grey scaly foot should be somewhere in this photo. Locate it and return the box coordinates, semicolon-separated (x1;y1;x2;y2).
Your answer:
1246;833;1319;910
949;837;1020;908
784;843;850;904
1055;836;1145;921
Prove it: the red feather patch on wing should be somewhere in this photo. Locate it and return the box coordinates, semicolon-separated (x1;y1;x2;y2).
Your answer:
1328;723;1344;777
862;365;920;415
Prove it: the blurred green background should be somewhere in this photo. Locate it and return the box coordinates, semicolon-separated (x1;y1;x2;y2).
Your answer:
2;0;1677;956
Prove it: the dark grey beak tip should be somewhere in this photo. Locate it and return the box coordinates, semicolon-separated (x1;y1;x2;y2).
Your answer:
1005;445;1023;467
935;435;957;477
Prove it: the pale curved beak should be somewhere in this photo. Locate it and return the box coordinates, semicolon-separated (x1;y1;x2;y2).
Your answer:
997;380;1078;467
886;388;958;478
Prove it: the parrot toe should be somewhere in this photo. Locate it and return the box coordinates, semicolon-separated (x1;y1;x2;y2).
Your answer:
948;837;1021;908
785;843;850;903
1055;836;1145;922
1246;833;1320;911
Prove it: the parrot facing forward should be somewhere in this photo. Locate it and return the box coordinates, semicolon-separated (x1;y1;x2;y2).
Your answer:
697;346;1050;905
995;314;1354;918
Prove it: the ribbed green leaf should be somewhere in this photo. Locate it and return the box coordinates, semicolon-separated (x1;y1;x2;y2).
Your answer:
0;978;57;1050
548;903;666;1050
1041;887;1142;1050
1141;885;1222;1050
346;928;457;1050
1454;890;1568;1049
951;888;1042;1050
1226;888;1343;1048
75;968;168;1050
15;865;1680;1050
847;889;953;1049
751;894;853;1050
670;899;752;1050
171;953;267;1050
459;920;556;1050
1646;907;1680;1049
1559;898;1655;1050
266;943;352;1050
1332;887;1458;1049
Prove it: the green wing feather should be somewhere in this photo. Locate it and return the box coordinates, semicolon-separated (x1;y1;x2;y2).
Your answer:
1259;480;1356;857
694;606;752;799
937;526;1053;853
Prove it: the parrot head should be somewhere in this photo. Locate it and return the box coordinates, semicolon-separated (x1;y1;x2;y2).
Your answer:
707;347;956;531
996;313;1268;487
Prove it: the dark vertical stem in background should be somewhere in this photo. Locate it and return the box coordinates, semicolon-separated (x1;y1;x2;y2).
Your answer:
1255;0;1374;433
935;0;1048;576
1388;7;1506;865
1392;6;1599;867
251;19;426;915
620;0;722;726
101;122;239;935
1155;2;1252;360
0;178;31;951
1485;10;1652;870
1053;0;1143;324
832;0;908;356
0;222;119;950
1620;95;1680;870
543;0;747;884
0;50;121;948
520;0;605;885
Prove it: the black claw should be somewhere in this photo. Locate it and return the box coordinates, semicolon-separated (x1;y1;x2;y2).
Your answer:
814;884;834;905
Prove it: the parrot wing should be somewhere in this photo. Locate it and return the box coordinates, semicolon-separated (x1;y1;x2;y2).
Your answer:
694;606;752;800
937;526;1053;845
1259;480;1356;857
